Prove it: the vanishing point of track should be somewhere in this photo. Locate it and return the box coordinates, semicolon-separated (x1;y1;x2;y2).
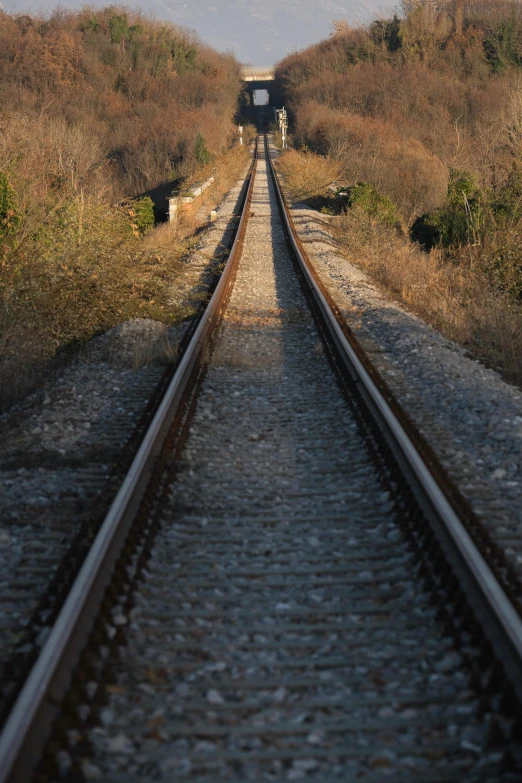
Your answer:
2;137;522;782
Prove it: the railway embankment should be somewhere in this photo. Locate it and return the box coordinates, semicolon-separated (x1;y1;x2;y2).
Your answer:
277;146;522;583
13;137;522;783
0;157;252;723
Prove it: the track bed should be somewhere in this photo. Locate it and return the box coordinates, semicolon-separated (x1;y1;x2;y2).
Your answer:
30;144;522;782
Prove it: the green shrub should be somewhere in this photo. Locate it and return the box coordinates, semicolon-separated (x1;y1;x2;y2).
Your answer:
491;166;522;223
108;12;129;44
484;14;522;73
132;197;155;235
345;182;399;227
410;166;522;299
320;205;335;215
194;134;211;167
411;169;485;249
85;15;100;33
370;16;401;52
171;38;198;73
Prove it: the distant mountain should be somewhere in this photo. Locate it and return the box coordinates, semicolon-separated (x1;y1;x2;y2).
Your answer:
3;0;395;65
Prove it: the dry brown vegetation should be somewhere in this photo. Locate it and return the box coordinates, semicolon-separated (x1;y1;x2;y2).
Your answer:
274;0;522;384
275;1;522;218
0;6;241;193
0;6;247;408
274;148;342;201
0;136;249;409
335;208;522;384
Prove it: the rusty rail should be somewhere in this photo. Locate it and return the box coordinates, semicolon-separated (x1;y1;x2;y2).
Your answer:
0;140;259;783
266;133;522;703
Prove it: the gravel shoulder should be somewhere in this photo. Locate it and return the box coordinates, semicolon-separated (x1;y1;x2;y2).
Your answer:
286;196;522;576
0;157;252;678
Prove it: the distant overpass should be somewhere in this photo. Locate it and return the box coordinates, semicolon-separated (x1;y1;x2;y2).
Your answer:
241;68;275;107
241;68;275;82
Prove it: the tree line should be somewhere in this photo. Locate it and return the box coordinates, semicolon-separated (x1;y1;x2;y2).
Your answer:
275;0;522;299
0;6;244;408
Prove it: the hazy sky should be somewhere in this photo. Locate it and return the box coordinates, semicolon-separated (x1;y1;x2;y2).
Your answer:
2;0;397;65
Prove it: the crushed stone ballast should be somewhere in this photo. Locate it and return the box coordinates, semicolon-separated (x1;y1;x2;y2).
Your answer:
1;138;522;782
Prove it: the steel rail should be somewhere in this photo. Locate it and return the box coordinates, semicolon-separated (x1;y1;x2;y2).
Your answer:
0;140;259;783
4;133;522;781
266;134;522;703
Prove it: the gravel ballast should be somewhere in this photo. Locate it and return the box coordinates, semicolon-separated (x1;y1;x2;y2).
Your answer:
284;183;522;578
0;159;252;698
56;142;519;783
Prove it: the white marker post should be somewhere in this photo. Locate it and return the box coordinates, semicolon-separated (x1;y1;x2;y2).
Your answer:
275;108;287;148
238;125;243;145
280;108;288;149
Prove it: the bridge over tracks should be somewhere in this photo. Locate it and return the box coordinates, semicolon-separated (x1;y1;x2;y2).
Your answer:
241;67;275;83
241;67;275;106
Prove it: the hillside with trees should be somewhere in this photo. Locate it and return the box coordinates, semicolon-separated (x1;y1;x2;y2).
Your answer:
0;6;244;407
274;0;522;383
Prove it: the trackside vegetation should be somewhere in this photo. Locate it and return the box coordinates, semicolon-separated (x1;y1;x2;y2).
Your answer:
0;6;247;408
275;0;522;385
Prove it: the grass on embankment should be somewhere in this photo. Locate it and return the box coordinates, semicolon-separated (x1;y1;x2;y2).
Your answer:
277;148;522;388
0;143;250;410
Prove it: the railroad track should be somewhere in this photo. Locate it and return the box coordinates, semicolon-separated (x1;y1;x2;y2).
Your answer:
0;154;254;737
0;365;170;721
2;136;522;781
